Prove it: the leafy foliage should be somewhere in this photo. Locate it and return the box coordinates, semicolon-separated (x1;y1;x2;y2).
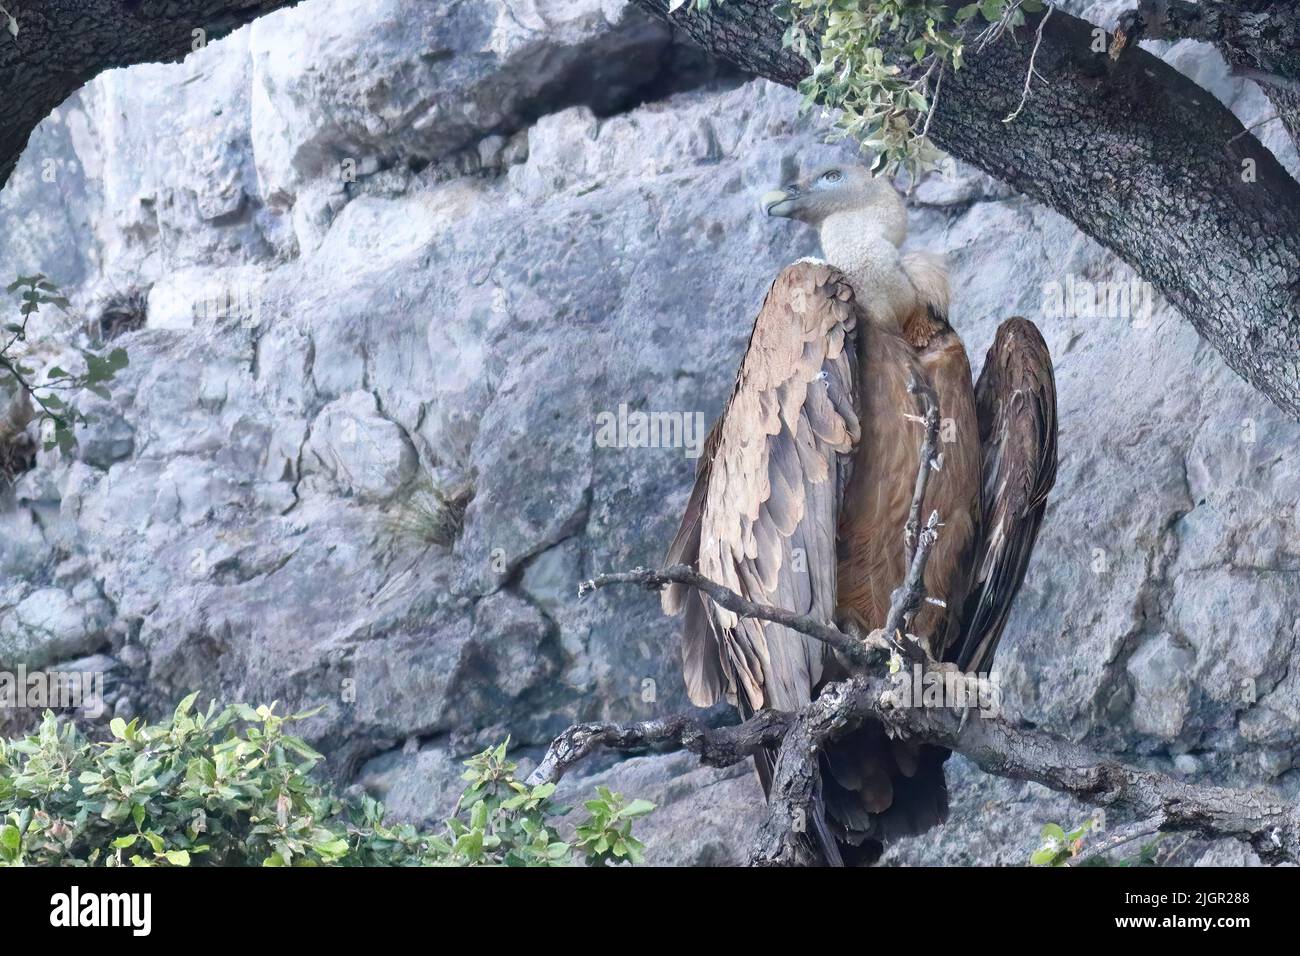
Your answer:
683;0;1047;178
1029;819;1095;866
427;741;654;866
0;274;129;456
1030;818;1163;867
575;785;654;864
0;698;652;867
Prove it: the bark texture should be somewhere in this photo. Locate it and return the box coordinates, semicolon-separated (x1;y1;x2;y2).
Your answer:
634;0;1300;420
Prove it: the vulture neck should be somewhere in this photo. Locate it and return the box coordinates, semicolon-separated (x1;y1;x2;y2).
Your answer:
817;203;913;333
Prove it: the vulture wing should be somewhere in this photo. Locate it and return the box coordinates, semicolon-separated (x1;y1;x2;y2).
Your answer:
954;317;1058;673
662;261;861;714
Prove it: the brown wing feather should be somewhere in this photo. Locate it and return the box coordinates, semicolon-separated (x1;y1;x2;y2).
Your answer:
955;317;1058;672
661;420;725;706
662;261;861;712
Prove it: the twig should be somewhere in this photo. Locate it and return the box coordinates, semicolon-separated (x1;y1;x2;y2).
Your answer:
872;376;944;656
1003;3;1054;124
975;0;1026;52
1227;112;1283;146
579;564;883;669
883;508;941;645
902;375;941;568
526;711;792;787
918;62;945;144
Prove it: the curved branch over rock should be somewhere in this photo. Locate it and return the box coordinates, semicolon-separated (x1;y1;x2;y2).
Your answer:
3;2;1298;415
1120;1;1300;86
1120;1;1300;156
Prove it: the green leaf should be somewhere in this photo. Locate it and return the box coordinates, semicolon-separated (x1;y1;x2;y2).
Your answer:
1030;847;1059;866
174;691;201;718
0;824;20;853
619;799;656;819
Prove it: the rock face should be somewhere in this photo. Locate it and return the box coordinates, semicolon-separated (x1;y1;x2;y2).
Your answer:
0;0;1296;865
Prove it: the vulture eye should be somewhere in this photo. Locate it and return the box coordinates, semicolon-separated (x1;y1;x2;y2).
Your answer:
821;170;842;184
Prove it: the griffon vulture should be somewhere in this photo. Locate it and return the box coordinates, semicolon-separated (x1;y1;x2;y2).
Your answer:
662;164;1057;864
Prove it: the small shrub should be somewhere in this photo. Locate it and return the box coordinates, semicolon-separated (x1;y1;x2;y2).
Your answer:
91;286;149;343
1;274;130;456
0;697;651;867
387;479;470;548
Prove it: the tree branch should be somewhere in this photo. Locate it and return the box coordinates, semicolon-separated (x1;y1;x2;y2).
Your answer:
874;680;1300;865
884;376;943;648
526;710;792;786
1120;1;1300;84
533;656;1300;865
1120;1;1300;152
579;564;883;669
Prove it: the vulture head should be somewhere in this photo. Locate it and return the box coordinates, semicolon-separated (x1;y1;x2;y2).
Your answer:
759;162;909;248
760;164;898;223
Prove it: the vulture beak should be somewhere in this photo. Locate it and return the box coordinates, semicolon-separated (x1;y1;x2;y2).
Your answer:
761;186;800;218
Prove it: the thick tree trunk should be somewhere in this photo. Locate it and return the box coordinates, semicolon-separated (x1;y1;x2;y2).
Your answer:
633;0;1300;420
